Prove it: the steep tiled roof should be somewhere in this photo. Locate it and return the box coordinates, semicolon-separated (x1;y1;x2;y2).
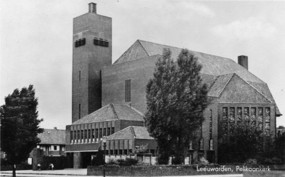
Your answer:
113;39;280;111
207;74;234;97
72;104;145;125
114;40;264;83
38;129;65;145
106;126;154;140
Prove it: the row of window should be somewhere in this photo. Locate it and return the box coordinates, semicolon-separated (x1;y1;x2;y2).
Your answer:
220;107;271;136
75;38;86;48
74;38;109;48
102;139;156;155
38;145;65;152
70;127;115;143
222;107;271;122
94;38;109;47
103;149;156;156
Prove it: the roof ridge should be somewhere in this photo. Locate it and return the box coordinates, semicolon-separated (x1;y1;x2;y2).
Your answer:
43;128;65;131
236;76;272;103
215;73;235;97
137;39;233;61
130;126;136;138
113;40;138;64
72;104;112;124
128;105;145;117
218;73;272;103
110;103;119;120
207;75;219;93
137;40;150;57
137;39;182;51
113;54;161;66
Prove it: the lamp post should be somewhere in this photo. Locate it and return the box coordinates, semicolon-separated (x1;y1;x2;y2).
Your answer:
102;136;107;177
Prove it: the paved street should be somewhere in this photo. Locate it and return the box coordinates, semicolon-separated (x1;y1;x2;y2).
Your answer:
0;169;87;176
0;174;243;177
0;169;243;177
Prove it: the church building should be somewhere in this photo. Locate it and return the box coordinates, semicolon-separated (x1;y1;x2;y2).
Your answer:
65;3;281;168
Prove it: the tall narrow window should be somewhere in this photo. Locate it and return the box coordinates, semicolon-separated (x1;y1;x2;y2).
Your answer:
77;130;80;143
251;107;256;126
265;107;270;136
79;104;81;119
189;141;193;150
125;79;131;102
70;131;73;143
99;128;102;138
79;71;81;81
237;107;242;125
209;139;214;150
199;139;204;150
103;128;106;136
84;130;87;140
258;107;263;130
95;129;98;140
209;109;213;139
92;129;95;139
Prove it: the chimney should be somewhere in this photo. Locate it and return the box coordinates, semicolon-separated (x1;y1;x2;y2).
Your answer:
88;2;97;14
238;55;248;70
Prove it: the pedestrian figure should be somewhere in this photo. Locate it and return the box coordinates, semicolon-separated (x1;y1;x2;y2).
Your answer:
49;163;54;170
37;163;41;170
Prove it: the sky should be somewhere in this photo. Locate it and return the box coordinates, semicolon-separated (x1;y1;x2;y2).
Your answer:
1;0;285;129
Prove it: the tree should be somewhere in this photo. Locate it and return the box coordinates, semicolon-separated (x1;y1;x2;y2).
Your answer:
145;49;208;164
274;132;285;163
0;85;43;177
218;122;264;163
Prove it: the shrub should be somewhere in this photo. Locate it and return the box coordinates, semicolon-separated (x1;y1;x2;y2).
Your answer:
106;159;118;165
91;150;105;166
199;157;209;165
117;158;138;166
244;158;258;165
0;160;32;171
41;156;66;170
125;158;138;166
262;157;282;165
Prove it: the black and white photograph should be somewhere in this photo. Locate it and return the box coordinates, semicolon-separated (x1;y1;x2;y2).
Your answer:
1;1;285;177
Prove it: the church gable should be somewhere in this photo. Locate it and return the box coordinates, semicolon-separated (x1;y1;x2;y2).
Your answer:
114;40;149;64
218;74;271;103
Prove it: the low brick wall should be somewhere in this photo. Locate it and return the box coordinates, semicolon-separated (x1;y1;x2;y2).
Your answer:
87;165;243;176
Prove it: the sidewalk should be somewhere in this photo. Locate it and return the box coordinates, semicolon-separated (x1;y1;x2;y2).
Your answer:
0;169;243;177
0;168;87;176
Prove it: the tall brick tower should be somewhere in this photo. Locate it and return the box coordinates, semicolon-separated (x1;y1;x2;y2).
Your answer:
72;3;112;122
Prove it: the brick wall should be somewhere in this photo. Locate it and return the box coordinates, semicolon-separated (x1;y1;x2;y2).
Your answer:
102;56;158;114
72;13;112;123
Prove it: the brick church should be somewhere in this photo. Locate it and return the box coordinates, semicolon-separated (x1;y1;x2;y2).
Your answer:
65;3;281;168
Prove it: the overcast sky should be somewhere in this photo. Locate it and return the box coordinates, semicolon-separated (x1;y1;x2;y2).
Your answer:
1;0;285;129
